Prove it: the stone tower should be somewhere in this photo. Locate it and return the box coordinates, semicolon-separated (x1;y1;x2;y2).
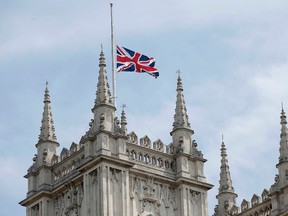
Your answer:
20;50;213;216
270;107;288;216
20;83;60;215
212;108;288;216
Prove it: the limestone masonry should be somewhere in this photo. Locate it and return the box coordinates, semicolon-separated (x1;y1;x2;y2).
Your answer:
20;50;288;216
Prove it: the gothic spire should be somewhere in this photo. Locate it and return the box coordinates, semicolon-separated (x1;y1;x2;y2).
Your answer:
214;136;238;216
38;82;58;143
93;46;113;109
218;137;235;194
171;72;191;132
279;106;288;163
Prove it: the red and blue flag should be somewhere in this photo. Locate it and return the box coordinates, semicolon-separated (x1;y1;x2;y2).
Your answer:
116;45;159;78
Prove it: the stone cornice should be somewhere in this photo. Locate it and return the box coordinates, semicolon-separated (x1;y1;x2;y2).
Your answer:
175;177;214;191
19;190;51;207
77;155;135;173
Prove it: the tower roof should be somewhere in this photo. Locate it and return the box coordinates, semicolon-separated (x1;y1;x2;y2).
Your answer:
93;47;114;109
38;82;58;143
218;137;236;195
171;72;192;133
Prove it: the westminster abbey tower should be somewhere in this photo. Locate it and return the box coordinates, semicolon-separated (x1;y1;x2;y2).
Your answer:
20;49;288;216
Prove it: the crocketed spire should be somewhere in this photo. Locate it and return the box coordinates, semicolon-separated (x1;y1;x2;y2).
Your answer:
94;47;113;108
172;72;191;132
38;82;57;143
214;136;238;216
279;106;288;163
218;137;235;194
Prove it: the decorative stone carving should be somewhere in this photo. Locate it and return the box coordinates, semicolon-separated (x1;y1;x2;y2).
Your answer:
53;183;84;216
213;204;219;216
191;190;201;205
60;148;69;161
140;136;151;148
230;205;239;215
130;176;141;199
100;113;105;130
160;185;177;210
43;149;48;164
110;168;120;183
251;194;260;207
128;131;138;144
114;117;126;135
224;200;230;215
70;142;78;154
167;143;175;154
130;175;179;216
80;119;94;143
160;185;168;207
241;199;249;212
270;174;280;193
191;140;203;158
90;169;98;185
140;199;161;216
51;154;59;165
177;136;184;153
168;187;177;209
28;154;38;173
88;119;94;130
143;176;156;199
54;194;65;216
114;117;121;133
153;139;164;152
33;154;37;163
261;189;269;201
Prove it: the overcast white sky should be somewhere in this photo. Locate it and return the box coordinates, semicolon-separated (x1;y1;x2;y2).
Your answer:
1;1;288;215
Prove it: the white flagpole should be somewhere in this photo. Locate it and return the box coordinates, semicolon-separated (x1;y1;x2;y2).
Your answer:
110;3;117;108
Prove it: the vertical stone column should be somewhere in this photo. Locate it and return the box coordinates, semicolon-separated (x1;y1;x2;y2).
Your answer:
187;188;192;215
108;167;113;216
100;165;108;215
201;191;208;216
83;173;90;216
179;186;187;216
122;170;127;216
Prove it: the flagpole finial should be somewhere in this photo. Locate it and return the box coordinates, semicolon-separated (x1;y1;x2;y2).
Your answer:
176;69;181;77
100;44;103;53
110;2;113;7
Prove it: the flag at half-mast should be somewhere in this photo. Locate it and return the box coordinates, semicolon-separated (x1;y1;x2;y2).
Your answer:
116;45;159;78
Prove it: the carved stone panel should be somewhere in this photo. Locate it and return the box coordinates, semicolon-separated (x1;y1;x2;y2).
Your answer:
129;174;178;216
53;183;84;216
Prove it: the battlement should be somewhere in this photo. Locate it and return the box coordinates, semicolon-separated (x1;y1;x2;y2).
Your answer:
127;131;175;173
51;142;85;184
236;189;271;215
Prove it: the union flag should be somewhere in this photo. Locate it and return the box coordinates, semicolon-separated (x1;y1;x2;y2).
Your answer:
116;45;159;78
